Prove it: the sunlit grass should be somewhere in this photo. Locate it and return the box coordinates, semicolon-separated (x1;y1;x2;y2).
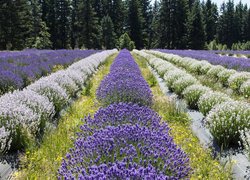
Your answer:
133;53;232;179
14;54;117;179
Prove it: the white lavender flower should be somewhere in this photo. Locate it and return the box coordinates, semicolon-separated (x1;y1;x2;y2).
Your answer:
206;65;225;80
156;62;176;77
49;70;79;96
198;91;232;115
163;69;187;90
228;72;250;92
182;84;211;109
206;101;250;147
0;102;40;152
133;50;154;60
172;76;198;95
217;69;237;87
64;69;87;88
186;61;204;74
240;79;250;98
199;60;213;74
27;78;69;113
0;89;55;121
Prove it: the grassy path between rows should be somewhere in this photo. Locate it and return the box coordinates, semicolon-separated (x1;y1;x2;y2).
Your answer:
133;53;232;179
14;54;117;179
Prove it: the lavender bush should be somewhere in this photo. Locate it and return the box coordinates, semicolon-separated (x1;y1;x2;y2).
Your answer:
164;70;187;90
206;65;226;80
206;101;250;146
217;69;237;87
0;102;40;152
97;49;152;106
198;91;232;115
240;79;250;97
27;78;69;113
228;72;250;93
58;124;190;179
172;76;198;96
80;102;166;134
182;85;211;109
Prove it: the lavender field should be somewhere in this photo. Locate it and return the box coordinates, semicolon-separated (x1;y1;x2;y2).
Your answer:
1;49;250;179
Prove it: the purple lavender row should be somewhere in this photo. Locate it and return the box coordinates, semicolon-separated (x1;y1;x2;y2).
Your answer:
0;50;117;153
157;49;250;71
213;50;250;56
96;49;153;106
59;50;191;179
58;103;191;179
0;49;99;95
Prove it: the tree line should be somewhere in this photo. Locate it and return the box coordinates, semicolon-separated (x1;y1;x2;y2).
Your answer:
0;0;250;50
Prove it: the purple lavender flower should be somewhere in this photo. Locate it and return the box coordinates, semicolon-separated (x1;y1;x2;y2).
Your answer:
58;124;190;179
79;102;169;137
96;49;153;106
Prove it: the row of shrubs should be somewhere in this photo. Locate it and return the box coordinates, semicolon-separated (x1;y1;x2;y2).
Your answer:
134;50;250;150
0;49;117;154
149;50;250;98
58;49;191;179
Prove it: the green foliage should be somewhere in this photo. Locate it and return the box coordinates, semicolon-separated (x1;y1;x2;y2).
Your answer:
127;0;144;49
118;33;135;51
1;0;250;49
186;0;206;49
101;15;116;49
202;0;218;42
156;0;188;49
79;0;101;49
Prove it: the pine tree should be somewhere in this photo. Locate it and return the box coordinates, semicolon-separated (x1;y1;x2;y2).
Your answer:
40;0;57;48
79;0;101;49
242;7;250;42
186;0;205;49
127;0;144;49
111;0;125;38
101;15;116;49
149;0;160;48
70;0;79;48
246;9;250;41
54;0;71;48
217;0;237;47
235;1;247;42
0;0;33;50
138;0;152;48
203;0;218;42
157;0;188;49
27;0;51;48
118;33;135;50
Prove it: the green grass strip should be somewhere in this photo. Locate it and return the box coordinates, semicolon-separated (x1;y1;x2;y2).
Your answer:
133;52;232;180
14;54;117;179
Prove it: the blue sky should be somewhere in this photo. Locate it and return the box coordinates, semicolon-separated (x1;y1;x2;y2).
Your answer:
212;0;250;7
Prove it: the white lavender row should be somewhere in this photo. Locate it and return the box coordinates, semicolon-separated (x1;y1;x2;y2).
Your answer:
134;50;250;148
148;50;250;97
0;49;117;153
